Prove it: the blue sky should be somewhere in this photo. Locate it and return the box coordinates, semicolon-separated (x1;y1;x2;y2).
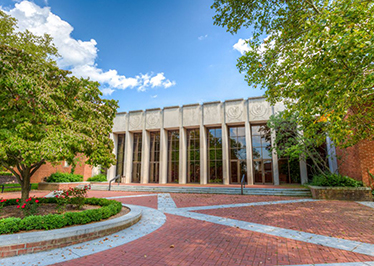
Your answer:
1;0;262;112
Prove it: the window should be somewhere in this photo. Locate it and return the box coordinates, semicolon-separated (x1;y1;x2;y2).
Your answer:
116;134;125;178
132;133;142;183
149;132;160;183
229;126;247;183
187;129;200;183
167;130;179;183
207;128;223;183
251;124;273;184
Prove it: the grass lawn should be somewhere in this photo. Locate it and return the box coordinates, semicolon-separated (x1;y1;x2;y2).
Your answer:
1;183;38;192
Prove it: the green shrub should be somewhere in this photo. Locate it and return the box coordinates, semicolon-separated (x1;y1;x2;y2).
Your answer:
310;173;363;187
87;174;107;182
0;172;13;176
0;197;122;234
45;172;83;183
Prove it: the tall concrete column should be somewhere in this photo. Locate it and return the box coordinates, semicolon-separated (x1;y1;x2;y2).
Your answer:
244;101;254;185
141;130;150;184
179;127;187;184
271;129;280;185
125;132;134;183
200;124;208;185
300;156;308;184
107;133;117;181
221;103;230;185
160;128;168;184
326;136;338;174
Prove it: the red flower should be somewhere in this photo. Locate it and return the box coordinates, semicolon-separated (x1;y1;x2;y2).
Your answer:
26;199;29;202
55;195;59;198
35;200;39;203
17;205;20;209
16;199;19;202
21;205;25;209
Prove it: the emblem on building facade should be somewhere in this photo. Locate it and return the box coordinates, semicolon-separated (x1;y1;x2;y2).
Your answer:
147;113;159;127
250;103;267;118
129;114;141;128
227;106;242;120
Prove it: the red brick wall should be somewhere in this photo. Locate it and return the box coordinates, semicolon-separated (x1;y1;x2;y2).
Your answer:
358;140;374;187
336;145;362;181
337;140;374;186
30;156;92;183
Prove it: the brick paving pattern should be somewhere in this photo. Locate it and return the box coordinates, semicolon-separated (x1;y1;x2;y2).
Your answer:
58;213;374;266
196;200;374;244
171;193;306;208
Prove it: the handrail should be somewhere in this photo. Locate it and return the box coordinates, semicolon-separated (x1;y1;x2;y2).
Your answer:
108;174;121;191
240;174;246;195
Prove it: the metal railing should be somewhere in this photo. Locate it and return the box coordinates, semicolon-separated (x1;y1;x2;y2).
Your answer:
240;174;246;195
108;174;121;191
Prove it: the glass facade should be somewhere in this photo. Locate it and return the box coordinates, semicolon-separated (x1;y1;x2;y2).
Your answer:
115;134;125;178
251;124;273;184
132;133;142;183
207;128;223;183
229;126;247;183
187;128;200;183
167;130;179;183
149;132;160;183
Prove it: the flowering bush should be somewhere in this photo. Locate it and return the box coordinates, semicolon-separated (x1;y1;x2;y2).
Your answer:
0;198;6;214
56;185;91;211
17;197;39;217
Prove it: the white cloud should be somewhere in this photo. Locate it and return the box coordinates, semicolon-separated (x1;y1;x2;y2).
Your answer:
151;95;158;98
4;1;176;93
198;34;208;41
233;38;250;55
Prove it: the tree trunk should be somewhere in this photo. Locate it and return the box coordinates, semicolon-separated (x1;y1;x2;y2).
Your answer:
21;170;31;202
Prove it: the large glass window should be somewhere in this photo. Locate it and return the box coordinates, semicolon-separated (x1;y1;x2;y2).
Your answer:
187;129;200;183
229;126;247;183
208;128;223;183
149;132;160;183
116;134;125;179
251;125;273;184
132;133;142;183
167;130;179;183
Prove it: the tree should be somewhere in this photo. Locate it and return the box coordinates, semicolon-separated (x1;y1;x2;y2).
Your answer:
0;11;118;202
212;0;374;148
267;111;331;177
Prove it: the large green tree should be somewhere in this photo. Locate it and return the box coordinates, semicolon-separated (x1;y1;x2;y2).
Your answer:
212;0;374;148
0;11;118;201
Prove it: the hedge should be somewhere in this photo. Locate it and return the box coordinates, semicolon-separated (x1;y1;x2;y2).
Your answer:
0;198;122;234
87;174;107;182
45;172;83;183
310;173;363;187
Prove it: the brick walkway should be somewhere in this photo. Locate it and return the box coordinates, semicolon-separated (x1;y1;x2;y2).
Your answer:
1;190;374;266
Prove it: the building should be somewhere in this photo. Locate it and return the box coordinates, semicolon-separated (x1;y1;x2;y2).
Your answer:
107;97;317;186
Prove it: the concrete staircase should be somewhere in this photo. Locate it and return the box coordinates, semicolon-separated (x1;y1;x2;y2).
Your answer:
90;184;312;197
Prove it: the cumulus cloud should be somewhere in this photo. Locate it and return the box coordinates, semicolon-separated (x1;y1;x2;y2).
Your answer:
4;1;176;95
233;38;250;55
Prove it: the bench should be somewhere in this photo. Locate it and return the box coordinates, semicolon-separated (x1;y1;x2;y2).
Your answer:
1;184;31;193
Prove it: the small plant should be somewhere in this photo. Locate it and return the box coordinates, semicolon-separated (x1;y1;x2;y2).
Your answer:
87;174;107;182
55;194;69;213
45;172;83;183
17;197;40;217
0;198;6;214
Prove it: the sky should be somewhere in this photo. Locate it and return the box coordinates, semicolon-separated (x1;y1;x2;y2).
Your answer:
0;0;260;112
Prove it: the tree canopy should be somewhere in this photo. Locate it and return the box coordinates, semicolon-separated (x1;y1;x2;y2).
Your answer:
212;0;374;148
0;11;118;200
